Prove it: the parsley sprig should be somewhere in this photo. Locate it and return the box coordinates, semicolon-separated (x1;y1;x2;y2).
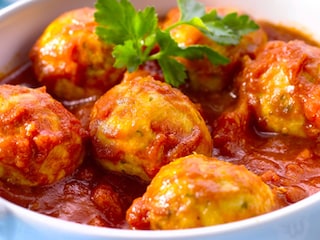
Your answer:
94;0;259;87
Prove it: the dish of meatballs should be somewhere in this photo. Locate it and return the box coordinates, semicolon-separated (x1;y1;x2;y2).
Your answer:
1;0;320;231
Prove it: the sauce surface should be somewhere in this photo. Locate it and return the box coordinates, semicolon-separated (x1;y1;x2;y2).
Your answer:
1;21;320;228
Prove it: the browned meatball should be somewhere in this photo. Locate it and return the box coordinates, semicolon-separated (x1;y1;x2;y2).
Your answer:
160;7;267;92
239;40;320;138
29;7;125;101
126;153;276;230
0;84;85;186
89;71;213;182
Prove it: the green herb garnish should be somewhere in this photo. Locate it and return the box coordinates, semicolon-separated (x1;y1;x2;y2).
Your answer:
94;0;259;87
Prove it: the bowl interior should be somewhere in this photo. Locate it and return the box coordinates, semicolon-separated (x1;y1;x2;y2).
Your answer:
0;0;320;239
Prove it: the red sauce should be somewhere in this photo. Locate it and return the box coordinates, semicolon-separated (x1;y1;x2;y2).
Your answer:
1;21;320;228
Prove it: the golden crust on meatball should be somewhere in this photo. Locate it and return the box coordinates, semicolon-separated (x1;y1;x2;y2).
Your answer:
0;84;86;186
89;72;213;182
239;40;320;138
160;7;268;92
29;7;125;100
126;153;276;230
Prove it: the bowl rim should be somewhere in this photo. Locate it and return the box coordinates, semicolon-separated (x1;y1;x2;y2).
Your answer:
1;0;320;239
2;187;320;238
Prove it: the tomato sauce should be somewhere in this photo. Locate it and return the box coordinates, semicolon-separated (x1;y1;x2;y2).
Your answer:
1;21;320;228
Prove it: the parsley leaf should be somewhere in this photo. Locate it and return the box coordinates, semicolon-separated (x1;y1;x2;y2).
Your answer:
95;0;157;64
112;40;141;72
201;11;260;45
222;13;260;37
155;29;229;65
178;0;206;21
158;57;187;87
95;0;137;44
94;0;259;87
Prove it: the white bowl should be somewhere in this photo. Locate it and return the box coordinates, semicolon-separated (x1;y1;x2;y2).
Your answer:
1;0;320;239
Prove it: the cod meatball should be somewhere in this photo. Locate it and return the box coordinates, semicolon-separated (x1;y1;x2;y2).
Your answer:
89;72;213;182
126;154;276;230
0;84;85;186
239;40;320;138
160;7;267;92
29;7;125;101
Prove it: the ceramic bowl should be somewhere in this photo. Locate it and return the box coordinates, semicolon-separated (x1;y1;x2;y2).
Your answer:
1;0;320;239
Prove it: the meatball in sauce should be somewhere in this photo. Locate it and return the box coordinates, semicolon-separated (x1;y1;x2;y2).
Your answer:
1;5;320;231
0;84;85;186
127;154;275;230
29;7;125;101
89;71;213;182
